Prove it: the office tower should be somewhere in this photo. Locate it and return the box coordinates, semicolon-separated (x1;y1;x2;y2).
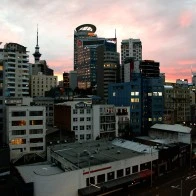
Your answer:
0;43;29;97
121;38;142;82
30;72;58;97
63;72;69;88
108;60;164;136
74;24;119;100
74;24;97;70
69;70;77;91
0;60;4;143
163;80;190;124
33;26;41;63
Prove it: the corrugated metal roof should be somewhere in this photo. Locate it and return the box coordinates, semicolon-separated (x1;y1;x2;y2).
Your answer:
151;124;191;133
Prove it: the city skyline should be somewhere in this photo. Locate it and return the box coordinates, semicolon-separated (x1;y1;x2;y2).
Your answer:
1;0;196;82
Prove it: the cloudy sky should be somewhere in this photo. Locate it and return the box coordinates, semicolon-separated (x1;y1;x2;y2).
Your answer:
0;0;196;82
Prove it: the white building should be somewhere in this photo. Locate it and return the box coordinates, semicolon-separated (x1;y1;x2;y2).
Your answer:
30;72;58;97
15;139;158;196
92;105;117;139
5;97;46;163
121;38;142;63
0;43;29;97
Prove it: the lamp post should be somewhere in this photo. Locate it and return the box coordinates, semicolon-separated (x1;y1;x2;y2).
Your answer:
150;146;153;188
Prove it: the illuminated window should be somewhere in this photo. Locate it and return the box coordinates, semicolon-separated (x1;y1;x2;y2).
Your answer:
131;98;139;102
148;93;152;96
12;120;26;126
153;118;157;121
158;117;162;121
148;118;152;121
153;92;158;96
131;92;139;96
29;120;43;125
113;92;116;96
11;138;26;145
158;92;162;96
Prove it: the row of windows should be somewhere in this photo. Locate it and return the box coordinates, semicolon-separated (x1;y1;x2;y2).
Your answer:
75;134;91;140
12;120;43;126
86;163;150;186
11;137;43;145
148;117;162;121
73;109;91;114
73;117;91;122
73;125;91;130
12;111;43;117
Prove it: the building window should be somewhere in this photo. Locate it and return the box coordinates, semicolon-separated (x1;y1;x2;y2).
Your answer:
125;167;130;175
113;92;116;96
73;118;78;122
12;120;26;126
87;117;91;121
97;174;105;183
80;134;84;140
107;172;114;181
73;109;77;114
131;98;139;102
29;129;43;134
30;146;43;151
80;126;84;130
86;134;91;140
132;165;138;173
12;111;26;117
73;126;78;131
148;93;152;96
30;138;43;143
86;125;91;130
80;109;84;114
29;120;43;125
29;111;43;116
86;177;95;186
131;92;139;96
86;109;91;114
117;169;124;178
148;118;152;121
12;130;26;135
80;117;84;121
11;138;26;145
158;117;162;121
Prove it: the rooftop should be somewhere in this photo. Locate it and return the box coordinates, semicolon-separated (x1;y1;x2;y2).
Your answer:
151;124;192;134
49;139;158;170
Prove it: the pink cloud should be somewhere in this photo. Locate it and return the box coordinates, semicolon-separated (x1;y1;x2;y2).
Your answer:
179;11;193;27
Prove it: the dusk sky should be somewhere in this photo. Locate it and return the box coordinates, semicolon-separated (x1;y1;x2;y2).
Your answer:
0;0;196;82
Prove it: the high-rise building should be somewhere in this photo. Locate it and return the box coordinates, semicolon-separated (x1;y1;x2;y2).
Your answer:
74;24;97;70
74;24;120;100
108;59;164;136
0;43;29;97
121;38;142;82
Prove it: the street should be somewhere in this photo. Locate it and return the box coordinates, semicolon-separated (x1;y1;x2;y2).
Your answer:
131;169;196;196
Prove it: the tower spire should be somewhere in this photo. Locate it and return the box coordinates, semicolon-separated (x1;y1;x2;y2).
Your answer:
33;24;41;63
36;24;39;46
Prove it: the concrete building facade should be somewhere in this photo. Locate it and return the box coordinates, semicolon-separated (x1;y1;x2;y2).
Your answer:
5;97;46;163
30;72;57;97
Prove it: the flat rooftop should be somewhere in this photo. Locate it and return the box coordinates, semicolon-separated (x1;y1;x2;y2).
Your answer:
50;139;157;170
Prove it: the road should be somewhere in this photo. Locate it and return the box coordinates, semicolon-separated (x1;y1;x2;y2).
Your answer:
130;169;196;196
